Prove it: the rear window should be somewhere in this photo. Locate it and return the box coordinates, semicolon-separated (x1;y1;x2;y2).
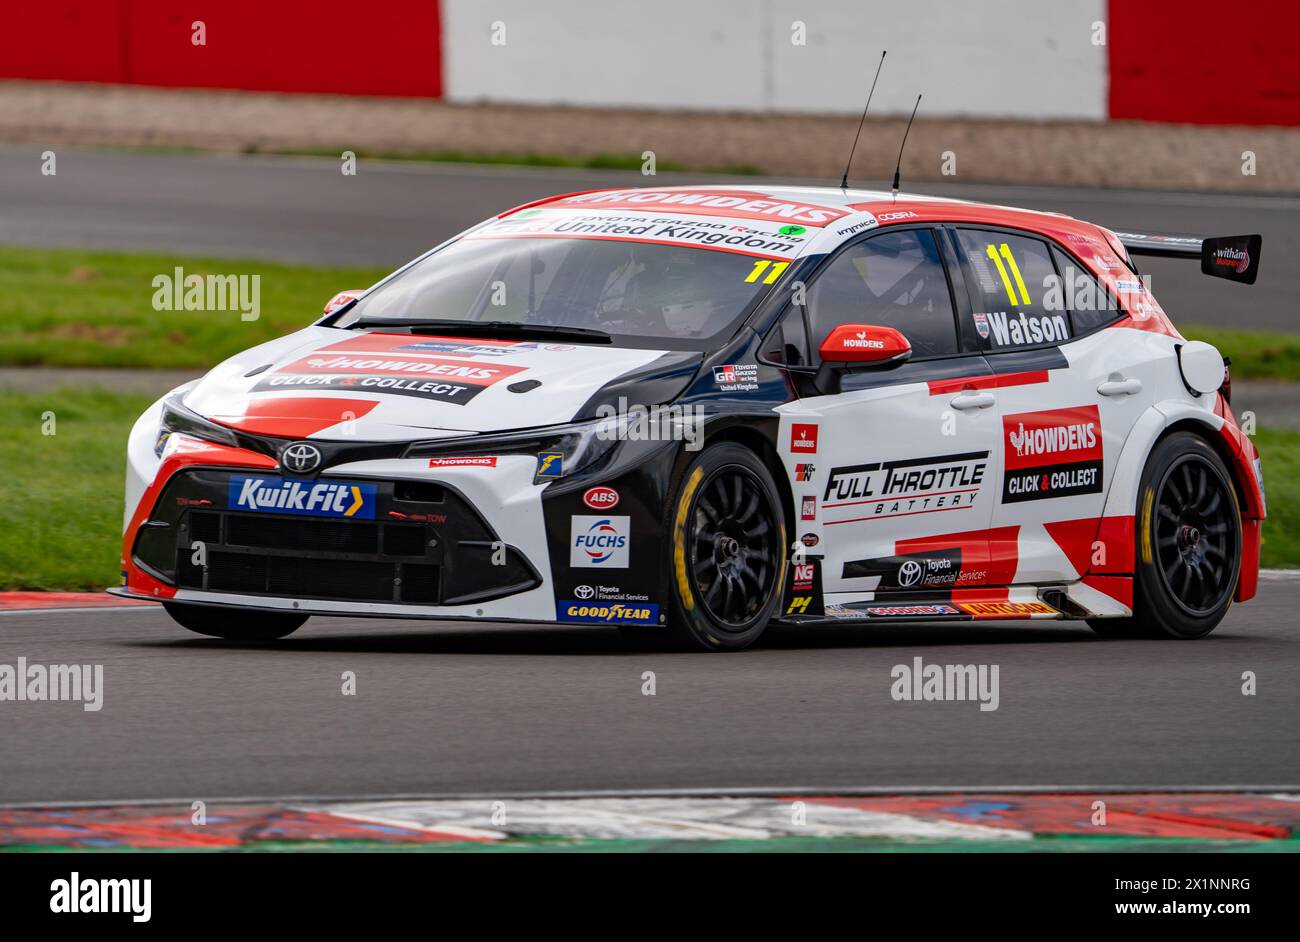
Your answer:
955;229;1070;351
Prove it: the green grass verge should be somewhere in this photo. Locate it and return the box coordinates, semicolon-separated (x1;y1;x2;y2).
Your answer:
0;389;155;590
0;246;389;369
2;388;1298;591
1182;324;1300;382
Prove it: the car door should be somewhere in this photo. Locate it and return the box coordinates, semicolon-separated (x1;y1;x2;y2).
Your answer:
777;226;1005;604
951;227;1155;585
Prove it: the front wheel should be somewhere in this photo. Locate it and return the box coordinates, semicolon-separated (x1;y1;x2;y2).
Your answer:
163;602;307;641
1088;431;1241;640
664;443;787;651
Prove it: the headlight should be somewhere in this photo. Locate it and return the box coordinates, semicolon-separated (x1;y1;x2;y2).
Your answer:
157;395;240;456
405;416;625;478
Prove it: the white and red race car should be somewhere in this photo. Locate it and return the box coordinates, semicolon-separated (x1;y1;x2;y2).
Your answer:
113;185;1264;650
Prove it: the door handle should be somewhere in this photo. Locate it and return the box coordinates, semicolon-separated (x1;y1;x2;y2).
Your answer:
949;391;996;410
1097;377;1142;397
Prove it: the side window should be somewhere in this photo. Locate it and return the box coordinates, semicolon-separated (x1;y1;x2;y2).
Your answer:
954;229;1070;351
1050;245;1124;335
764;303;810;366
805;228;957;360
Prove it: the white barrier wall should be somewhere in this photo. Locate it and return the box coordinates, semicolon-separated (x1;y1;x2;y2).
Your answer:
443;0;1107;119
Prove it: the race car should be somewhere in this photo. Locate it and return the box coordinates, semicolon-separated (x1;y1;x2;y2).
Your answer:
112;184;1265;650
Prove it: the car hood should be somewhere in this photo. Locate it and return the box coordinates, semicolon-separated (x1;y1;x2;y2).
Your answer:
181;327;699;440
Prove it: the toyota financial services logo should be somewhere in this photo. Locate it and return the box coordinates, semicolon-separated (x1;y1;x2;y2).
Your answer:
281;442;323;474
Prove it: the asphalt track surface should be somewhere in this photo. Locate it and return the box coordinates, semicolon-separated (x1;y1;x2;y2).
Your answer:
1;147;1298;331
2;578;1298;805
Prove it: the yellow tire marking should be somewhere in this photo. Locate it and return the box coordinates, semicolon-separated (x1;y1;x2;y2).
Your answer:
1139;486;1154;565
673;467;705;612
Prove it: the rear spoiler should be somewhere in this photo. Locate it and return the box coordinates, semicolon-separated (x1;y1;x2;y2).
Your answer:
1112;231;1262;285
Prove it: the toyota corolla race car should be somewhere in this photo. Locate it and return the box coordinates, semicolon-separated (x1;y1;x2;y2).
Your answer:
113;184;1265;650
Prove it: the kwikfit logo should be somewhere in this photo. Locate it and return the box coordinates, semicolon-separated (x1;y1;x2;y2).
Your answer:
229;476;376;519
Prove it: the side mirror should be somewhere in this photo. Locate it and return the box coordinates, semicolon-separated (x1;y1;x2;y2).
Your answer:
815;323;911;394
323;290;365;315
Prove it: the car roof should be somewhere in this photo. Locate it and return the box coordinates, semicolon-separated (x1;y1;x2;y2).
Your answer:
504;183;1105;249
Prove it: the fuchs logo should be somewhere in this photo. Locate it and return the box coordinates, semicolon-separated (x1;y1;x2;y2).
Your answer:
840;330;885;349
1002;405;1103;503
1214;245;1250;274
801;495;817;520
229;477;376;519
790;424;818;453
795;463;815;481
570;516;630;567
583;486;620;510
973;312;990;339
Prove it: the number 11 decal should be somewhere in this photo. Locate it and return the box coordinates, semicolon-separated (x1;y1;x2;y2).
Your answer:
986;242;1031;306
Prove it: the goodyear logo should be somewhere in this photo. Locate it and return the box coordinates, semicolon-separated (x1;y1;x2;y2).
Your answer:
535;452;564;479
557;601;659;625
229;476;377;519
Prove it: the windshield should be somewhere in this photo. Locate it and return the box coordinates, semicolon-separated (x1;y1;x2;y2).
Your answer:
335;235;789;350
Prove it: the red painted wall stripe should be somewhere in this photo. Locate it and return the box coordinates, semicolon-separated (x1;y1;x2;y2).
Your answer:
1108;0;1300;126
0;1;443;98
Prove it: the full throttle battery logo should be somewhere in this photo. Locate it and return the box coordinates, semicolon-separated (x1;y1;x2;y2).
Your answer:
1002;405;1103;503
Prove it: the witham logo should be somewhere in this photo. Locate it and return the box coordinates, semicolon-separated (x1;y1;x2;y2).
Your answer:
229;477;377;519
570;515;630;568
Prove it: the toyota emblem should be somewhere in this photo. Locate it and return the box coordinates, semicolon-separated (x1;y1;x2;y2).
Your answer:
281;442;323;474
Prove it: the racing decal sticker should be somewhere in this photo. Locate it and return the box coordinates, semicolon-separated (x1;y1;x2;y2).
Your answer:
973;312;990;339
981;311;1069;347
795;463;816;482
228;476;377;519
866;604;961;617
822;452;988;524
258;353;528;406
1002;405;1103;503
790;423;819;454
556;601;659;625
469;208;818;260
800;495;817;521
782;558;823;617
428;457;499;469
582;486;620;511
843;549;972;591
547;189;851;225
713;363;759;391
535;452;564;480
314;332;526;359
570;515;631;568
958;600;1057;618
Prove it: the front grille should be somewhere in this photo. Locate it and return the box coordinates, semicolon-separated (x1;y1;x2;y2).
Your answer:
142;469;540;607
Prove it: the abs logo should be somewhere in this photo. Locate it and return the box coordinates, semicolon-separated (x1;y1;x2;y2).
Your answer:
570;515;630;568
582;486;619;510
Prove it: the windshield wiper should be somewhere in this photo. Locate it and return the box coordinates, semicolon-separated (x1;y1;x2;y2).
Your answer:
350;318;612;344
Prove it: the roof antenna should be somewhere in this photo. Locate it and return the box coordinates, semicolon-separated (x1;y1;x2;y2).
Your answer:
839;50;886;191
891;93;922;198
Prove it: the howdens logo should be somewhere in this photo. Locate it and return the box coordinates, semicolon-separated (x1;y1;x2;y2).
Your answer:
229;477;377;519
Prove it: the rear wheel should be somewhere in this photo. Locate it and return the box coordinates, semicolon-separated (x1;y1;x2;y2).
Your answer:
1088;432;1240;639
163;602;307;641
664;443;787;651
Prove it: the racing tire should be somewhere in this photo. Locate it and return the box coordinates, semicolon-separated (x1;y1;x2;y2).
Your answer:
163;602;307;641
663;443;787;651
1087;431;1241;640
